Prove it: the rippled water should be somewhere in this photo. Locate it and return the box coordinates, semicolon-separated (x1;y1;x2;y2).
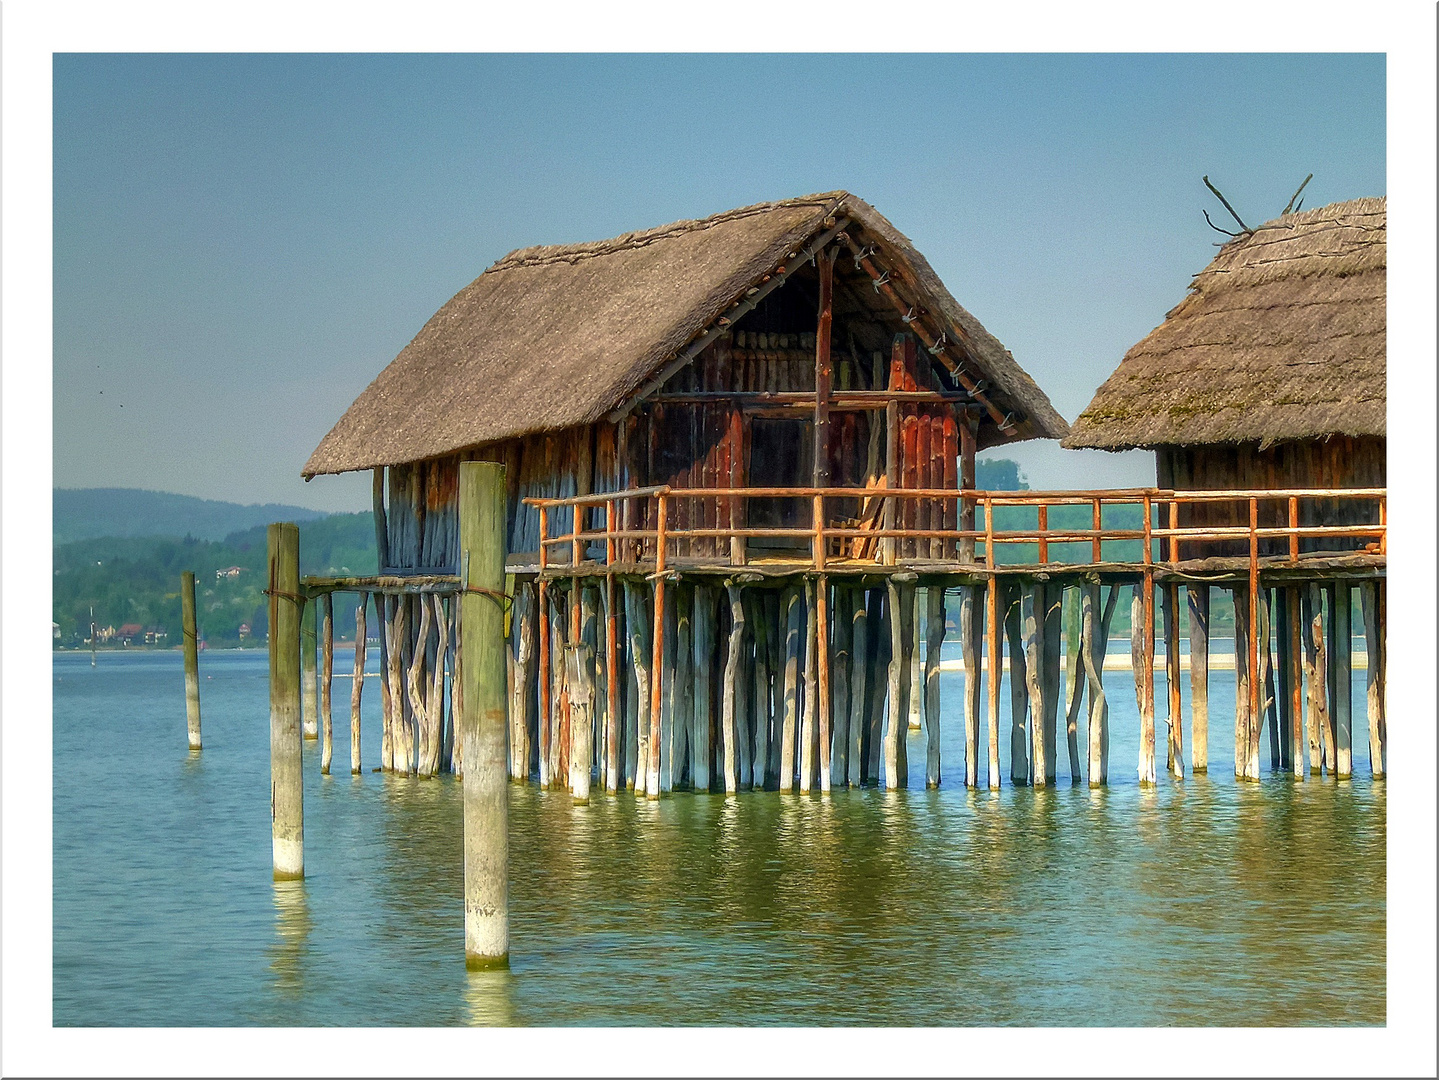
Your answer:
53;648;1384;1026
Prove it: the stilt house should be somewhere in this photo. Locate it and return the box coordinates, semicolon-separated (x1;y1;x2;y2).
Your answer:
1063;197;1386;554
305;191;1068;571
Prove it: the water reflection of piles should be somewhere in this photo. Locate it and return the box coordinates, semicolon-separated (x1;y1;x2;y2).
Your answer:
268;879;312;998
465;968;516;1026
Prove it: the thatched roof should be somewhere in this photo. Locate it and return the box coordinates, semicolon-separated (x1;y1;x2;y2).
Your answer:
1063;197;1385;451
304;191;1069;477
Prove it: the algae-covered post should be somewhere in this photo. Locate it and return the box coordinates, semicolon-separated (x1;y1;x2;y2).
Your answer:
181;570;202;751
268;522;303;880
458;461;509;969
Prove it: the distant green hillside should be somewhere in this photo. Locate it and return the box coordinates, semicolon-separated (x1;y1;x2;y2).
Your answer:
53;487;330;545
54;512;376;647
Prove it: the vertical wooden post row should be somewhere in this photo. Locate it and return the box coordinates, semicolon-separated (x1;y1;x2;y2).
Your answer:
458;461;509;969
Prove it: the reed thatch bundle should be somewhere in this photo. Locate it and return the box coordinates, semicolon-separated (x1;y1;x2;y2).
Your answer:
1063;197;1385;451
305;191;1068;477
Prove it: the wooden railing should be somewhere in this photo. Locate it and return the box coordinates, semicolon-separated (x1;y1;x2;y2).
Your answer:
526;485;1387;574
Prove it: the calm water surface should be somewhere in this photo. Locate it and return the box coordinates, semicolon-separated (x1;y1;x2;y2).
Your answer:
53;648;1384;1026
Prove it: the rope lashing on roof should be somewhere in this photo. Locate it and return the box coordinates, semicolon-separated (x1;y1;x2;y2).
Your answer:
927;332;947;357
870;269;890;291
966;380;990;400
902;306;916;324
852;244;876;270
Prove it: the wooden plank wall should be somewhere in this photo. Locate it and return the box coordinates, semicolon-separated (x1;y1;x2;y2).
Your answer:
1158;437;1385;558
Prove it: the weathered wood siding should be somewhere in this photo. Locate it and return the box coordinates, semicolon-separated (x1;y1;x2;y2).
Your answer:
1157;437;1385;557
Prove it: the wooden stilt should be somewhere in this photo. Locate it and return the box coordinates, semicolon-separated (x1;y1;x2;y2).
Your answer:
605;575;619;793
1022;584;1046;787
624;605;640;790
1284;585;1305;777
1134;584;1156;785
407;590;434;776
800;578;819;794
508;584;531;780
961;585;981;788
537;580;551;787
692;583;716;794
579;588;598;792
1302;584;1325;773
673;585;694;788
1275;588;1293;773
847;587;868;788
351;593;366;774
1332;584;1353;779
733;587;753;790
1006;582;1030;784
1162;583;1182;778
831;586;853;788
268;522;304;880
181;570;202;751
302;598;319;741
1261;590;1280;770
896;580;913;787
625;581;652;796
867;587;890;785
884;578;905;791
1042;585;1061;785
1063;586;1083;782
376;593;393;772
816;575;832;794
320;593;334;775
924;585;945;788
659;583;678;793
391;596;412;773
749;591;771;790
907;589;923;735
1361;581;1385;778
567;643;594;803
450;598;464;779
1187;585;1210;773
1082;581;1116;786
722;583;746;795
780;584;803;793
985;574;1001;789
1233;586;1252;780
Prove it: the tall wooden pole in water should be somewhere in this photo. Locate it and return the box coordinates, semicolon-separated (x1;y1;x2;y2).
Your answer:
1162;583;1183;778
268;523;304;880
320;592;334;775
985;574;1001;788
301;598;319;740
924;585;945;788
181;571;202;750
457;461;509;969
1187;585;1210;773
1361;581;1386;778
961;585;981;788
1331;584;1353;779
351;594;367;774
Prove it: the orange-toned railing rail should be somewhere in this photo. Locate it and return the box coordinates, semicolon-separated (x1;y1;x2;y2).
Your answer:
526;485;1386;574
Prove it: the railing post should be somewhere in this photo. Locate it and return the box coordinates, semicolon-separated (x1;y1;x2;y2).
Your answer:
1168;499;1180;564
457;461;509;969
606;497;616;568
1037;503;1049;564
1378;497;1386;554
1091;498;1102;564
813;492;826;571
1288;495;1300;562
984;496;995;569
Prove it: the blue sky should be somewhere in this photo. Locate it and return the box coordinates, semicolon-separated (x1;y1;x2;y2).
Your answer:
53;53;1385;511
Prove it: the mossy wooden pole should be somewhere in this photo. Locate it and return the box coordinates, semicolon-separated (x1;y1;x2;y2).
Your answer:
924;584;945;788
351;594;367;774
458;461;509;969
1332;583;1353;779
268;523;303;880
301;598;319;740
320;592;334;775
181;570;202;751
1361;581;1385;778
1187;585;1209;773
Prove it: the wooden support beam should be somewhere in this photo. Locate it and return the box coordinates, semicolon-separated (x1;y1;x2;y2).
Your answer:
1361;581;1385;778
320;592;334;775
1332;583;1353;779
884;578;912;791
567;642;594;803
985;574;1001;789
373;467;390;573
375;593;394;772
867;588;889;786
659;582;678;793
1133;584;1155;785
1188;585;1209;773
1082;581;1116;787
749;590;771;790
722;583;746;795
351;593;366;774
780;584;803;793
816;575;832;794
1062;586;1083;782
624;581;652;796
1302;584;1327;774
1275;588;1293;774
883;399;900;566
302;598;319;741
849;589;871;789
961;585;981;788
1022;583;1045;787
1233;586;1252;781
1261;589;1279;771
692;583;716;794
268;522;304;880
1042;585;1061;785
958;413;978;564
800;578;819;794
814;248;834;490
1322;583;1338;775
1162;583;1182;778
537;580;551;787
830;586;853;789
1007;583;1030;784
924;585;945;789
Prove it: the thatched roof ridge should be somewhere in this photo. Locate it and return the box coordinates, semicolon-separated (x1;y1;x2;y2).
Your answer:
305;191;1068;477
1063;197;1385;451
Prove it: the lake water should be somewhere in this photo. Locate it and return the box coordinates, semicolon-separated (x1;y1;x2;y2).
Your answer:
52;647;1384;1026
